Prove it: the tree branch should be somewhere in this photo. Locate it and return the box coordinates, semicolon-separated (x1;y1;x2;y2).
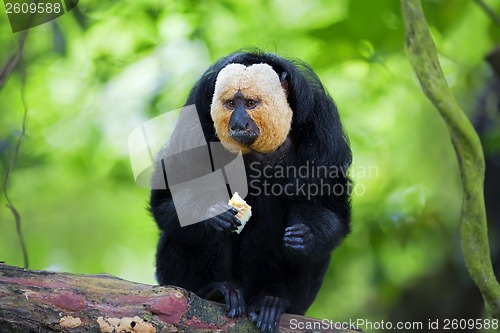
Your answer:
0;264;360;333
401;0;500;319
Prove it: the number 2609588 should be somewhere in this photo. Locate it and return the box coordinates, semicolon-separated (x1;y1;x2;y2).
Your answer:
5;2;62;14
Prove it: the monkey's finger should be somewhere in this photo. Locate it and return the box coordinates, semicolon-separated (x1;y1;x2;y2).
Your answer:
262;297;279;332
248;308;259;323
283;236;313;245
209;222;224;232
284;243;310;251
228;309;237;318
262;307;278;333
286;223;305;229
226;217;241;232
220;284;232;315
216;213;241;232
211;216;233;231
257;305;270;332
283;236;303;244
229;290;245;317
284;229;307;237
219;211;242;227
227;286;241;318
227;300;237;318
267;305;279;333
285;224;310;234
285;232;314;243
236;288;246;317
264;297;279;332
230;214;242;227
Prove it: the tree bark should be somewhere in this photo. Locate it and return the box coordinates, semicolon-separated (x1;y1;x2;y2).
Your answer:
0;264;360;333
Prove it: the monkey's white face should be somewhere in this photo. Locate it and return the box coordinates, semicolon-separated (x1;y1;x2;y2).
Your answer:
210;63;293;154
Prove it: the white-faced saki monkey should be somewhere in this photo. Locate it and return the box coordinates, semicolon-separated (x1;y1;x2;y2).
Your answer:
150;51;352;333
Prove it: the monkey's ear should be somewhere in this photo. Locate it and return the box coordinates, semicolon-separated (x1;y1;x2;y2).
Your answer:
280;71;289;97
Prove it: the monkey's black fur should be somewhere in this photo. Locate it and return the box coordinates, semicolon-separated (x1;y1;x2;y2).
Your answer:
150;51;351;333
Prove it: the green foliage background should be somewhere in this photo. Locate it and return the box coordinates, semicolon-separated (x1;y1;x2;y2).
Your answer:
0;0;499;329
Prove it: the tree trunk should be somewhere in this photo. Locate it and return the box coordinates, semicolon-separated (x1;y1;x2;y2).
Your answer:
0;264;360;333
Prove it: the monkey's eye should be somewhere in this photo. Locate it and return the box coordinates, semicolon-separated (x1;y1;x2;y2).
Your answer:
246;99;258;109
224;100;235;110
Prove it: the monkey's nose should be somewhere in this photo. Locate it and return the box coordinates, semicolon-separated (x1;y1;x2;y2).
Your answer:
228;108;259;145
229;117;252;132
229;121;250;132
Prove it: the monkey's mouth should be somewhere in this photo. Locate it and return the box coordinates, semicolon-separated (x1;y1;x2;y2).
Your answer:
228;129;259;145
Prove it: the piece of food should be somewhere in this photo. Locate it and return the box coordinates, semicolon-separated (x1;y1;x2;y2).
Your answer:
228;192;252;234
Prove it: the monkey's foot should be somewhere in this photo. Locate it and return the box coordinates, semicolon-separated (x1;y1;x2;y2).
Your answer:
248;296;287;333
198;281;245;318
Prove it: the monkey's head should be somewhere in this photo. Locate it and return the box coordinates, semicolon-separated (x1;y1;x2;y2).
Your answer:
210;63;293;154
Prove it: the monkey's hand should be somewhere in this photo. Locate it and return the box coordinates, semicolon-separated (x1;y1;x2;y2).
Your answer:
198;282;246;318
283;223;314;257
248;296;288;333
207;203;241;232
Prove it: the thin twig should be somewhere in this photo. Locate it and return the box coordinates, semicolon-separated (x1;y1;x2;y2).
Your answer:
1;33;30;269
0;31;29;92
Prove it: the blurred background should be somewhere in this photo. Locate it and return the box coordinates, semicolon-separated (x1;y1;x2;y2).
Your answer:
0;0;499;331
